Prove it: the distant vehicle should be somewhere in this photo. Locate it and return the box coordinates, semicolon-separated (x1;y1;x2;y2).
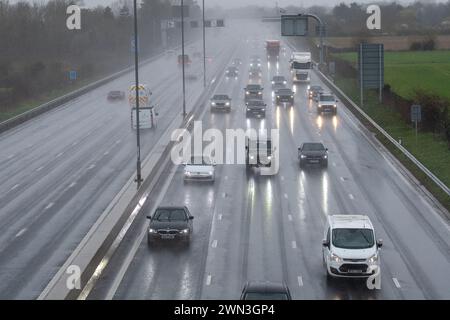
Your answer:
298;142;328;168
275;88;294;106
248;66;262;79
249;55;261;67
245;99;266;118
107;90;125;101
244;84;263;101
226;66;239;78
183;155;215;182
307;85;324;100
266;40;281;59
232;58;242;65
210;94;231;112
271;75;287;88
178;54;191;66
241;281;291;300
322;215;383;279
291;52;311;83
317;92;338;114
245;136;273;169
128;84;154;129
147;206;194;245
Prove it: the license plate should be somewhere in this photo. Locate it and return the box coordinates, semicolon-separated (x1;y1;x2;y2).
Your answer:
161;235;175;239
309;160;319;163
348;269;361;273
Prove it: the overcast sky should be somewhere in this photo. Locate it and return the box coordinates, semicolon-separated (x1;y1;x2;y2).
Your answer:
8;0;443;9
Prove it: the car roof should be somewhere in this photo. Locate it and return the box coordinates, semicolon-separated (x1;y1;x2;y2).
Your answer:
244;281;289;293
156;206;187;211
328;215;374;230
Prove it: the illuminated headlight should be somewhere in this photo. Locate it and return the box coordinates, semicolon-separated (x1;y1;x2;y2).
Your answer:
333;104;337;108
250;155;255;160
225;102;230;106
261;108;265;111
291;95;294;98
300;155;306;159
267;155;272;160
331;253;342;263
258;92;262;95
368;254;378;264
148;228;157;234
180;228;189;234
323;155;328;159
271;81;275;84
211;102;216;106
246;91;250;94
307;85;310;90
277;95;280;98
208;171;214;175
258;63;261;66
184;171;191;176
283;81;287;84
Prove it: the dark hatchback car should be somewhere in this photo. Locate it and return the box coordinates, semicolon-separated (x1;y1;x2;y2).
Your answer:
240;281;291;300
147;206;194;245
107;90;125;101
275;88;294;105
246;100;266;118
298;142;328;168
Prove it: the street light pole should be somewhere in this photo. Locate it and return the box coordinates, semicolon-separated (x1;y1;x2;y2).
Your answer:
202;0;206;88
181;0;187;118
133;0;143;186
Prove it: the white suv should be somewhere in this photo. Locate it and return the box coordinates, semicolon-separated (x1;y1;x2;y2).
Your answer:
322;215;382;278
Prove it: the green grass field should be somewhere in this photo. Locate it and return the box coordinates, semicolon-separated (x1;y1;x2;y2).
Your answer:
335;50;450;100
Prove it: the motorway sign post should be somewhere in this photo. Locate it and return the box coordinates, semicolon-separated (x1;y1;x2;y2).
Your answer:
358;43;384;107
280;14;325;65
411;104;422;143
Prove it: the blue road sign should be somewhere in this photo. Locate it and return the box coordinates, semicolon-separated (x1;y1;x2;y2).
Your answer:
69;71;77;81
411;104;422;123
281;15;308;36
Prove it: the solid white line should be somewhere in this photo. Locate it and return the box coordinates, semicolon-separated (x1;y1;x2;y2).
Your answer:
288;214;293;221
15;228;27;238
212;240;218;248
297;276;303;287
45;202;54;210
349;194;354;200
206;275;212;286
393;277;401;288
10;184;20;191
291;241;297;249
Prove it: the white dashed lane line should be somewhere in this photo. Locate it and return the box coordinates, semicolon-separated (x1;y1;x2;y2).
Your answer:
15;228;27;238
212;240;218;248
44;202;54;210
206;275;212;286
10;184;20;191
291;241;297;249
288;214;293;221
393;278;401;288
297;276;303;287
349;194;354;200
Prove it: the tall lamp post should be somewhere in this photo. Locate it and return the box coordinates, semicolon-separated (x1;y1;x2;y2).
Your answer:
133;0;143;186
202;0;206;88
181;0;187;118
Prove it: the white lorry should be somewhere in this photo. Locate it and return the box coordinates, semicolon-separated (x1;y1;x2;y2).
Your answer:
128;84;155;129
290;52;311;83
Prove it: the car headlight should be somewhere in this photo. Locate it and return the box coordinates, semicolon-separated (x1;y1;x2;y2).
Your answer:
291;95;294;98
184;171;191;176
209;171;214;175
258;92;262;95
271;81;275;84
211;102;216;106
307;85;310;90
148;228;157;234
323;155;328;159
300;155;306;159
180;228;189;234
368;254;378;264
284;81;287;84
334;104;337;108
246;91;250;94
331;253;342;263
261;108;265;111
277;95;280;98
267;155;272;160
250;155;255;160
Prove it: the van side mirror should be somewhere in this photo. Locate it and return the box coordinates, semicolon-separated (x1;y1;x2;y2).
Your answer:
322;239;329;247
325;148;328;151
146;216;152;220
189;216;194;220
376;239;383;248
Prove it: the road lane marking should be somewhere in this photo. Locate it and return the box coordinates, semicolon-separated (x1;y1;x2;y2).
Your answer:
87;164;96;170
332;162;336;167
36;166;44;172
349;194;354;200
291;241;297;249
67;182;77;189
72;141;79;146
15;228;27;238
284;193;288;199
56;152;64;158
340;177;345;182
222;192;226;198
7;154;15;159
206;275;212;286
218;214;222;221
45;202;54;210
288;214;293;221
393;278;401;288
212;240;218;248
10;184;20;191
281;176;284;181
224;175;228;180
297;276;303;287
104;151;110;156
116;139;121;144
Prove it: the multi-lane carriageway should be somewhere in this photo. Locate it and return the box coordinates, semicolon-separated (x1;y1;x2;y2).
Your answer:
0;20;449;300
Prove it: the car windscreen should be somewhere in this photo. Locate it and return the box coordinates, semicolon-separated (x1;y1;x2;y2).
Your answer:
311;86;322;91
320;95;335;102
189;156;211;165
292;61;310;69
332;228;375;249
213;95;229;100
244;293;288;300
273;76;285;82
154;209;187;221
278;89;292;95
302;143;324;151
247;85;261;90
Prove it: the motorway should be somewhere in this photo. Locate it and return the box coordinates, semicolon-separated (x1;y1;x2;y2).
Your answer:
0;23;238;299
87;21;450;300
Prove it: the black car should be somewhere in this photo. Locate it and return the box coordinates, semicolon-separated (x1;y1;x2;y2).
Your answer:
248;66;262;79
307;85;323;100
240;281;291;300
244;84;263;101
275;88;294;105
249;56;261;68
246;100;266;118
298;142;328;168
147;206;194;245
226;66;239;78
107;90;125;101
